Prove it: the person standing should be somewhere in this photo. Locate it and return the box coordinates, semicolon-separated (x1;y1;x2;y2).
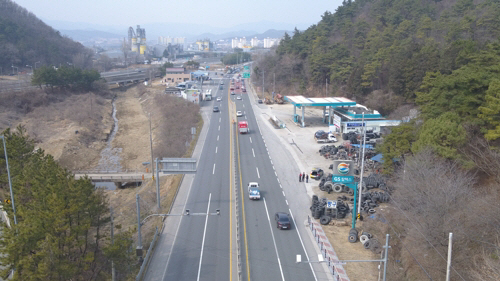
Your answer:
302;172;305;182
299;172;302;182
306;174;309;183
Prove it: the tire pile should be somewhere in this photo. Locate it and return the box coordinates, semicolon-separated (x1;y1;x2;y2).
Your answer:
360;174;387;190
318;145;337;157
359;232;382;254
342;132;360;144
310;195;351;225
359;191;390;214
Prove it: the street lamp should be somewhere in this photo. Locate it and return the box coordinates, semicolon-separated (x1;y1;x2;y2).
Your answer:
35;61;41;69
1;135;17;225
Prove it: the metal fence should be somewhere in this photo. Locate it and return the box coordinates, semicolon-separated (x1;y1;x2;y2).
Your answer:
136;226;159;281
307;215;350;281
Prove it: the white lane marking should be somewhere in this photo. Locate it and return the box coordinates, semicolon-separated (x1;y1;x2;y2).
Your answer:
285;200;289;205
256;167;260;179
269;155;272;160
162;177;195;280
263;139;265;143
218;125;220;131
197;194;212;281
219;117;221;122
249;137;252;143
280;184;282;189
252;148;255;158
265;143;267;148
213;164;216;174
216;147;218;153
275;171;278;177
272;166;275;171
270;160;273;165
289;209;318;281
282;191;285;196
263;198;286;281
243;104;245;107
277;178;280;184
217;135;219;141
245;116;247;120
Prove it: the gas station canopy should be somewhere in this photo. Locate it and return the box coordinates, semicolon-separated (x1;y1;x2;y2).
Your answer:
285;96;356;107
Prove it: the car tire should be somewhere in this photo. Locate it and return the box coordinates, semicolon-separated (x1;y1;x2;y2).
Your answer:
320;215;331;225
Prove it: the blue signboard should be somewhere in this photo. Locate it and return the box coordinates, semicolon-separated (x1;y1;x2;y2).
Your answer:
332;175;354;183
346;122;366;127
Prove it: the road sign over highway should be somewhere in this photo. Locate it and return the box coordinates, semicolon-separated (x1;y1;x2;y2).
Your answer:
243;72;250;78
244;65;249;70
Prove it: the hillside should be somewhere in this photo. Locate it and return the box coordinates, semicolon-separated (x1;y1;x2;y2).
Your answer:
252;1;500;280
256;0;500;114
0;0;92;71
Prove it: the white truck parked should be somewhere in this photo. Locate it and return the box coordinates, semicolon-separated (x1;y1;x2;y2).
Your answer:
315;132;337;143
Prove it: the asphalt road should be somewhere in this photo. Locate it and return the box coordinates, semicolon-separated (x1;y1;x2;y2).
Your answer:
144;72;331;281
144;71;235;281
232;79;318;281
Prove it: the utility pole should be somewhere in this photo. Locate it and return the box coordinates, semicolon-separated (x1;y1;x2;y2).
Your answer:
357;113;367;218
1;135;17;225
155;157;160;210
149;113;154;180
273;73;275;97
445;232;453;281
136;194;143;262
262;70;265;98
110;207;116;281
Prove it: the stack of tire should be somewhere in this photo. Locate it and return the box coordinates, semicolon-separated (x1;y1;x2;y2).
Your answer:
310;195;325;219
359;232;382;254
342;132;359;144
319;145;338;157
361;174;387;190
310;196;351;225
348;228;358;243
359;191;390;214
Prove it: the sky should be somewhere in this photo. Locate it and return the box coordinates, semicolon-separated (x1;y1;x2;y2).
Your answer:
13;0;344;32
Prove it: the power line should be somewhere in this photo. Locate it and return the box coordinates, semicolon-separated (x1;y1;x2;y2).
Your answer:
377;212;434;280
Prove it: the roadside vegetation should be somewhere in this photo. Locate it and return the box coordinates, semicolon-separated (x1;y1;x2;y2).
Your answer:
221;49;252;65
31;65;102;91
253;0;500;279
0;127;135;280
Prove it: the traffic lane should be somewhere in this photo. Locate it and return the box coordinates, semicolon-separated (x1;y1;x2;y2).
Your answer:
240;132;316;281
236;103;317;281
164;106;230;280
237;134;284;281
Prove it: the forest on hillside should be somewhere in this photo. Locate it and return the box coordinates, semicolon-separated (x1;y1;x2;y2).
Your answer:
254;0;500;114
253;0;500;280
0;0;93;72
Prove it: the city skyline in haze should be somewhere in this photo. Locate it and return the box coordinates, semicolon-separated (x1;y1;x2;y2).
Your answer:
13;0;345;36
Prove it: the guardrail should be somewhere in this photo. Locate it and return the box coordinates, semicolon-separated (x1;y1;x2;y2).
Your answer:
307;215;350;281
73;170;142;174
136;226;159;281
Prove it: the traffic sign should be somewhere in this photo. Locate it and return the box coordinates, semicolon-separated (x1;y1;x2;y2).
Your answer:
244;65;249;70
327;200;337;209
243;72;250;78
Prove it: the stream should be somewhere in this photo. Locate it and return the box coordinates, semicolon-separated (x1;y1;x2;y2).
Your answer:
94;97;123;190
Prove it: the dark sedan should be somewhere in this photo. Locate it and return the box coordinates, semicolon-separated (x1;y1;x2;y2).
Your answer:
275;212;291;230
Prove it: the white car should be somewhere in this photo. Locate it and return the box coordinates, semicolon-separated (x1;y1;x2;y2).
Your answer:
217;97;222;101
237;96;242;100
236;111;243;117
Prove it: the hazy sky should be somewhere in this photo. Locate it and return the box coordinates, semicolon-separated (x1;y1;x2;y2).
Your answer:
14;0;344;29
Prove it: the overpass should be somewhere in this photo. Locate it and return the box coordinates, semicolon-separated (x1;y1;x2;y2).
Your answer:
74;171;153;188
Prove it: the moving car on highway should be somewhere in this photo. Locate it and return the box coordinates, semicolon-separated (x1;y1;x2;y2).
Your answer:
275;212;291;230
236;111;243;117
247;182;261;200
213;106;220;112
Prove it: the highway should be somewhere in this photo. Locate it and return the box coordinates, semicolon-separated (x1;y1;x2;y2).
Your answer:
144;70;330;281
144;71;236;281
232;79;318;281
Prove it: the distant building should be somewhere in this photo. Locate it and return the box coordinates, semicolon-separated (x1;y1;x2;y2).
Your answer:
251;37;259;47
263;37;281;48
195;39;213;51
164;68;190;84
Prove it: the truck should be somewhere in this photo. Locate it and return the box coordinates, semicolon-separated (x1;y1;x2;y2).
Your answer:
205;89;212;101
315;133;337;143
238;121;249;134
247;182;261;200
